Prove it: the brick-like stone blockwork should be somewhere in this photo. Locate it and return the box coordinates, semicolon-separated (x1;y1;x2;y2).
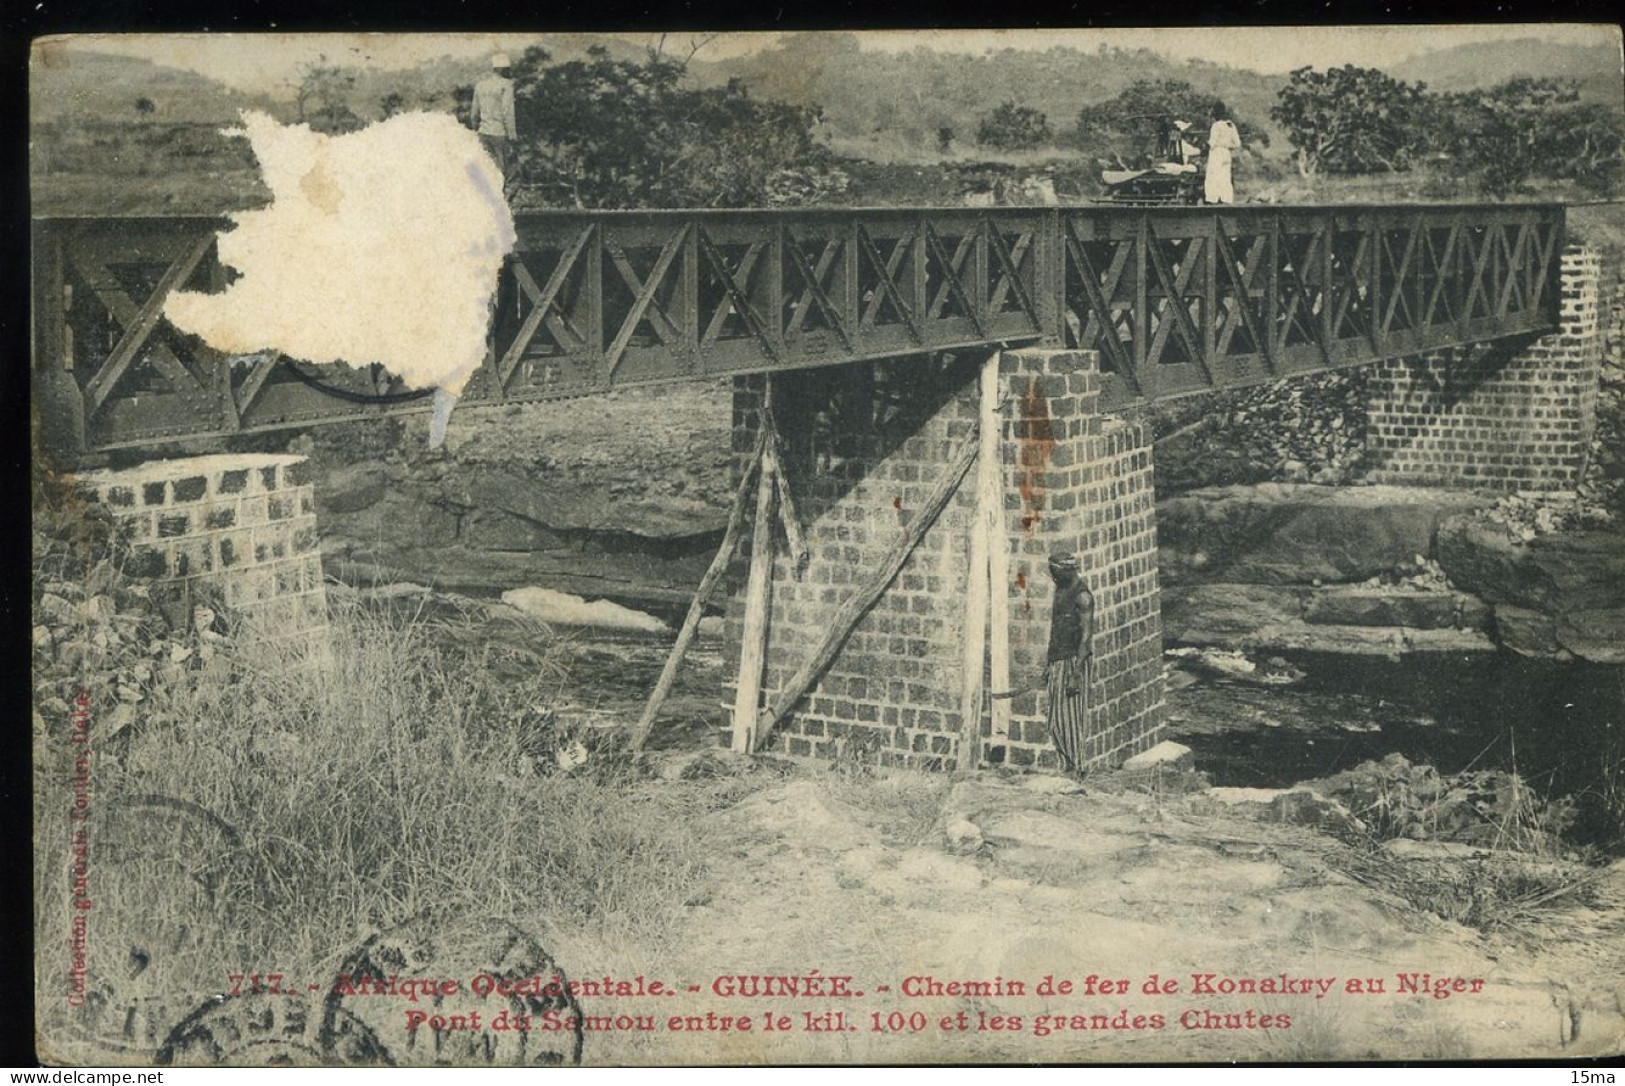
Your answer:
722;359;980;771
1365;246;1603;491
80;454;330;658
996;349;1164;770
1605;267;1625;365
720;350;1164;773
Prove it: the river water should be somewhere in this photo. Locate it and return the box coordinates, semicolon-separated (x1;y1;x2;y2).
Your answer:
393;588;1623;849
1165;650;1625;849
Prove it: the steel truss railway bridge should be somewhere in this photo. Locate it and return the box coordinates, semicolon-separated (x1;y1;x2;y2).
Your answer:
33;202;1564;455
36;200;1599;773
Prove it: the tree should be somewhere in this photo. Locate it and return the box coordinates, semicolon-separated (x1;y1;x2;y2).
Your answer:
465;45;839;209
294;59;363;135
1547;102;1624;196
937;126;955;155
134;96;156;116
1270;65;1430;177
1433;78;1622;196
1074;80;1263;166
974;102;1053;152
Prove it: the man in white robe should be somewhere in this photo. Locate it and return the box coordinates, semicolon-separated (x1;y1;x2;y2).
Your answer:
1205;112;1242;205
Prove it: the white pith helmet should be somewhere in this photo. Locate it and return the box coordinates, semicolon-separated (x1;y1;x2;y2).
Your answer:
492;53;511;70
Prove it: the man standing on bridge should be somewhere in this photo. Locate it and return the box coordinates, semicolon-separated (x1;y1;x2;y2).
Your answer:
1205;106;1242;205
471;53;518;178
1043;551;1096;771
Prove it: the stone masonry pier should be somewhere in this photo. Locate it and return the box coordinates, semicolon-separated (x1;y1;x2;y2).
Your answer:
722;348;1165;773
1365;245;1602;491
716;245;1605;774
79;453;331;658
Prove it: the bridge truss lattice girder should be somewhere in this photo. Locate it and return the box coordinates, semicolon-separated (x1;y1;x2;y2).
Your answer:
31;204;1563;453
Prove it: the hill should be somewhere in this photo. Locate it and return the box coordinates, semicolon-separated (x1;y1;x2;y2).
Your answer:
692;34;1290;157
29;36;1620;214
30;47;278;125
1390;38;1623;103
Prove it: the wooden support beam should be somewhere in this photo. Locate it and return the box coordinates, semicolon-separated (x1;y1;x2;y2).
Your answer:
754;421;981;753
731;385;779;754
765;431;810;571
956;353;1002;775
631;432;765;752
986;371;1013;747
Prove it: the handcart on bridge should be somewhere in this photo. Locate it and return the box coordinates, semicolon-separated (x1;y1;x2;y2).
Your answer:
1100;117;1205;206
1100;162;1203;206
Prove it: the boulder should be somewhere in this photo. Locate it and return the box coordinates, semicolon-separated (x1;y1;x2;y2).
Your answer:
983;811;1094;852
1122;740;1194;772
460;467;729;540
1158;484;1491;586
1207;786;1294;807
728;780;879;853
1492;605;1566;658
1021;775;1086;795
1255;624;1493;656
457;507;565;551
1457;594;1493;632
309;383;737;606
1380;838;1486;860
888;849;985;892
1266;789;1363;837
1556;608;1625;664
325;547;709;608
1302;588;1475;630
1166;610;1495;657
943;817;984;854
328;489;460;550
1161;584;1305;642
677;750;756;780
1436;517;1625;612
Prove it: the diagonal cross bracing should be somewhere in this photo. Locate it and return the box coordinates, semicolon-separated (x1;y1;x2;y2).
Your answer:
32;203;1566;453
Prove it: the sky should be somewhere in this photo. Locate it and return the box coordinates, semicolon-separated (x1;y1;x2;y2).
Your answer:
38;25;1622;97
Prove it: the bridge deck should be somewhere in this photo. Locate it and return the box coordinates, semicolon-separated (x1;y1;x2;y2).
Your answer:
32;203;1564;453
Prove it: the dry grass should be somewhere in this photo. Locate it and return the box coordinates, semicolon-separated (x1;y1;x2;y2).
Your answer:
34;590;722;1059
819;762;950;848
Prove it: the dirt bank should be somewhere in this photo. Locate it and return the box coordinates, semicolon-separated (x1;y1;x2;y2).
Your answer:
537;762;1625;1064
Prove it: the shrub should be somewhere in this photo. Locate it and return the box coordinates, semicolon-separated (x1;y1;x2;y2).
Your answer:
974;102;1053;152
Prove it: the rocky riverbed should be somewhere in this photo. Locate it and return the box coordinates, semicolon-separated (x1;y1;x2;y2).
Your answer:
1158;482;1625;665
289;382;737;611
